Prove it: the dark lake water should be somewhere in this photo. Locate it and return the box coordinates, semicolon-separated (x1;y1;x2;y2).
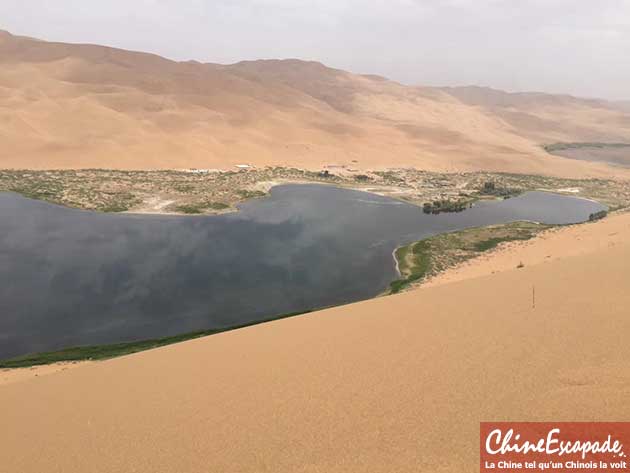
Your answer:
549;146;630;167
0;185;605;359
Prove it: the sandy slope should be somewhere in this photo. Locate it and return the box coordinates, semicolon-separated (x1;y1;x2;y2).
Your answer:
2;213;630;472
424;214;630;287
1;30;630;177
0;361;90;386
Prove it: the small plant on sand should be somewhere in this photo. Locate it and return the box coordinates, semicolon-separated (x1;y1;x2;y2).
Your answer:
589;210;608;221
175;204;204;214
208;202;230;210
236;189;266;199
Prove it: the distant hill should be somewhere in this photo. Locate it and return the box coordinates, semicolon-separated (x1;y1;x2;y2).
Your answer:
616;101;630;113
440;86;630;144
1;29;629;176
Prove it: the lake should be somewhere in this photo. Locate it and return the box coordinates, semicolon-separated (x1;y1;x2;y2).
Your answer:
548;145;630;167
0;185;605;359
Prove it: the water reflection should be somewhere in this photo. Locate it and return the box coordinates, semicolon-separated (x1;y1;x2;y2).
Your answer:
0;185;605;358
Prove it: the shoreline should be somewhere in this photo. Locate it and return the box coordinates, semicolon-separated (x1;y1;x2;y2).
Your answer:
2;208;625;385
423;208;629;288
0;310;314;370
1;209;607;372
4;207;630;471
392;246;402;277
3;167;629;216
0;171;617;372
387;220;554;294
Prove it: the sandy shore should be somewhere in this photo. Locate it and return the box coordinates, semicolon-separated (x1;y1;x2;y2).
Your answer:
423;213;629;288
2;212;630;472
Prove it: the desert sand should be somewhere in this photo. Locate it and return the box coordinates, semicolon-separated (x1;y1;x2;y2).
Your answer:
423;213;629;287
1;30;630;177
2;26;630;472
2;212;630;472
0;361;90;387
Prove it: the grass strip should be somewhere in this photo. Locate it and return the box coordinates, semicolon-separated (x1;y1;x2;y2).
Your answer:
0;310;312;368
389;221;551;294
544;142;630;152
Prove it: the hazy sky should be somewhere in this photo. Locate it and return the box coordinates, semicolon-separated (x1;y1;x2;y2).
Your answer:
1;0;629;100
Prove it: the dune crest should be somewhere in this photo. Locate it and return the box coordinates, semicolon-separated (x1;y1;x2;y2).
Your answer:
1;30;629;176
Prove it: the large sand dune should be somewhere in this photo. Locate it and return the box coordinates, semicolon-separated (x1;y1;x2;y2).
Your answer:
1;30;629;176
2;212;630;472
2;29;630;471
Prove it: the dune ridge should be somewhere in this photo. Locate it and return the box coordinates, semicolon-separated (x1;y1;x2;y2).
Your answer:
2;28;630;472
1;30;630;176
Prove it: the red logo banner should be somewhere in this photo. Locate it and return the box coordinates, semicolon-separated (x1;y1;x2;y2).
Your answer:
481;423;630;472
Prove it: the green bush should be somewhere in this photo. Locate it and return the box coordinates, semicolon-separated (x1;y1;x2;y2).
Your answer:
422;199;471;214
589;210;608;221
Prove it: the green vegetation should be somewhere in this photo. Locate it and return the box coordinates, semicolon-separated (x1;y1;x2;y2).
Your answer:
465;172;629;211
174;204;205;214
318;170;334;178
99;192;139;212
0;171;142;212
390;240;432;293
422;198;472;214
472;233;534;251
478;180;522;199
173;183;195;193
209;202;230;210
589;210;608;221
1;169;628;216
175;201;230;214
236;189;266;199
420;181;522;216
390;221;550;294
0;310;312;368
544;142;630;153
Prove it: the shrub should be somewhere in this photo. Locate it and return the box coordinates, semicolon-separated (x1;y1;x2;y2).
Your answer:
208;202;229;210
589;210;608;221
422;199;471;214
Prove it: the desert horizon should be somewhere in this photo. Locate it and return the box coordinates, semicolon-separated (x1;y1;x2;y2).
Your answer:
5;28;630;104
1;29;630;178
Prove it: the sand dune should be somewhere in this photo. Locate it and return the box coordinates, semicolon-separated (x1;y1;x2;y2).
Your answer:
424;216;630;287
1;30;630;176
2;212;630;472
3;29;630;471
